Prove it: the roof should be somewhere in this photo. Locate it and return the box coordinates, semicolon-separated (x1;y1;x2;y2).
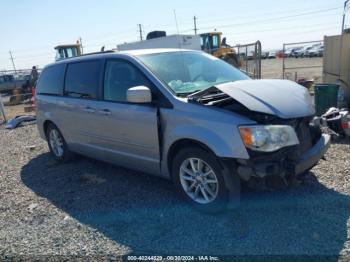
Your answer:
46;48;203;70
118;48;194;56
47;48;196;67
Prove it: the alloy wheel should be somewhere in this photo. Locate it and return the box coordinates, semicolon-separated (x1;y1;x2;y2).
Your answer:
49;129;64;157
179;158;219;204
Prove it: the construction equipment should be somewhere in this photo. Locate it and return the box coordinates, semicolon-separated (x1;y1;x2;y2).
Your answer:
200;32;239;67
55;40;82;61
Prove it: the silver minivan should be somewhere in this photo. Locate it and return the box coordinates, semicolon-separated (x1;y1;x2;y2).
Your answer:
36;49;330;212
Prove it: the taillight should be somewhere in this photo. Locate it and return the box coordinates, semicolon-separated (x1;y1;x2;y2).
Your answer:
341;122;349;129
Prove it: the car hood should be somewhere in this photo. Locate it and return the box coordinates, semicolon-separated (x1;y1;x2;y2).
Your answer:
215;79;315;119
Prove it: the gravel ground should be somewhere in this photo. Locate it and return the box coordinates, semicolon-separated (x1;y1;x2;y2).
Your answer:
0;124;349;259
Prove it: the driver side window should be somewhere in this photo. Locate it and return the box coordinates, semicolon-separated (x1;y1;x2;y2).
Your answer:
104;60;151;102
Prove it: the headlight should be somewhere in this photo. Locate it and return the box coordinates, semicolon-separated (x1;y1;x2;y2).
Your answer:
239;125;299;152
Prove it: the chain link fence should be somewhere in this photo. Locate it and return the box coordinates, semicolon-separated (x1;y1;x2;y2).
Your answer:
282;40;323;84
234;41;262;79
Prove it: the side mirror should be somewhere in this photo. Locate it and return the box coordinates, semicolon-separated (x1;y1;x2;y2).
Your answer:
127;86;152;104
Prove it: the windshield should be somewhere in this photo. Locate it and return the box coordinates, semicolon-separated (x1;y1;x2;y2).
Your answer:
137;51;250;96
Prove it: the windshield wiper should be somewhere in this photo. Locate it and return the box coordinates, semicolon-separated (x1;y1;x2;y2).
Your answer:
187;86;221;99
176;90;202;98
188;86;230;104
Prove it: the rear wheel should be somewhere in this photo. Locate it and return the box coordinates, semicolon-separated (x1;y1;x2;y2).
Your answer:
46;124;73;163
172;147;238;212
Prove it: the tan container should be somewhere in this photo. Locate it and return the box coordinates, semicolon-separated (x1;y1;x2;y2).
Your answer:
323;33;350;107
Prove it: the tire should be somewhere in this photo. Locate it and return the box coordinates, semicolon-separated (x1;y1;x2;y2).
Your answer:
222;54;239;68
171;147;239;213
46;124;73;163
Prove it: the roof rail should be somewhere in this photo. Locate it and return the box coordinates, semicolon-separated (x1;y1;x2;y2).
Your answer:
78;50;116;57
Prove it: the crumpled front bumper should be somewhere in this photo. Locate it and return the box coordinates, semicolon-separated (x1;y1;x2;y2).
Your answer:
237;134;331;181
295;134;331;174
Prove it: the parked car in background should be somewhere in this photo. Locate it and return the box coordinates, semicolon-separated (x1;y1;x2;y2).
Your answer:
246;51;255;60
294;43;322;58
36;49;330;212
284;48;294;57
305;44;323;57
17;74;35;93
294;45;314;58
283;47;303;58
290;47;303;58
268;51;276;58
318;46;324;57
305;47;319;58
261;51;269;59
0;74;27;92
293;46;308;58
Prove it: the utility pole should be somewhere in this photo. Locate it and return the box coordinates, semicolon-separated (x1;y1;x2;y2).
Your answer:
79;37;84;54
338;0;350;81
341;0;350;34
138;24;144;41
193;16;198;35
9;51;16;73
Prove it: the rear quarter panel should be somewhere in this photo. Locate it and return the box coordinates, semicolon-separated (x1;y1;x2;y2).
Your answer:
36;95;67;140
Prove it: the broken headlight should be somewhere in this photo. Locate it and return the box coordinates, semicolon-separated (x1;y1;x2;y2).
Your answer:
239;125;299;152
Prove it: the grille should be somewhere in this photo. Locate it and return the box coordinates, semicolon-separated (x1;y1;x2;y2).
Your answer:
295;118;313;155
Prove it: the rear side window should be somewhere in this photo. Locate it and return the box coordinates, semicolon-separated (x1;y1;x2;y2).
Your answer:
65;60;101;99
36;64;65;95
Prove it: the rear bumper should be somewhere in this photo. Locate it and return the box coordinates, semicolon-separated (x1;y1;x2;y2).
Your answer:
237;134;331;181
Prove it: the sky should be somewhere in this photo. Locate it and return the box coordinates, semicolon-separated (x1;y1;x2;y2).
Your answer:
0;0;346;70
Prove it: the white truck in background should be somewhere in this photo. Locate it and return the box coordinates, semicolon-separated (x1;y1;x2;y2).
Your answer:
117;34;202;51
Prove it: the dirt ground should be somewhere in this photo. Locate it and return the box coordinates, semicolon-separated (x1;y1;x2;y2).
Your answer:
2;104;34;120
261;57;323;82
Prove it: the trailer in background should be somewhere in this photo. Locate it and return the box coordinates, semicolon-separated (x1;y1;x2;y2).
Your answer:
117;35;202;51
323;33;350;108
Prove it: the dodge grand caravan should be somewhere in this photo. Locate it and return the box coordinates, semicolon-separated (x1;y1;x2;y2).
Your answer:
36;49;330;212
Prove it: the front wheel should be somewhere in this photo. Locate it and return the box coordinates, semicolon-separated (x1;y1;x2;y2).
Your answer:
172;147;239;212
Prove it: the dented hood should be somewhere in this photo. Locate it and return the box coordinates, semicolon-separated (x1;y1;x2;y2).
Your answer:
215;80;315;119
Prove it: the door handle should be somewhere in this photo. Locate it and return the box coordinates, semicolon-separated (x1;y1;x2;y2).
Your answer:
83;107;96;113
98;109;111;116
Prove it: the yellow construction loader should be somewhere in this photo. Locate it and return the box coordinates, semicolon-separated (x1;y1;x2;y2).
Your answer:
54;41;82;61
200;32;240;67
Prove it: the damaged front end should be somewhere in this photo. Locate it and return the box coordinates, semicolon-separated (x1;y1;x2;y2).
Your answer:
188;80;331;190
235;117;330;190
